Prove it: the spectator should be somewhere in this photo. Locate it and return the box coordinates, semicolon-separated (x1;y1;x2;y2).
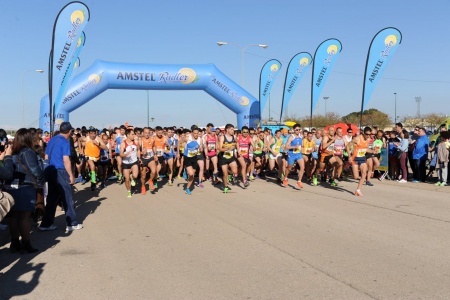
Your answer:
395;122;403;135
39;122;83;232
395;129;409;183
3;128;44;253
0;135;13;231
412;127;429;182
388;131;400;179
435;131;449;186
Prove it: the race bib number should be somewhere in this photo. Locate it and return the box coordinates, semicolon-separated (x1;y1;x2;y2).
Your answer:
208;143;215;151
156;148;164;156
187;148;198;157
293;146;301;153
145;149;154;159
303;147;312;154
356;148;367;157
373;146;381;153
334;145;343;155
240;148;249;156
224;150;234;159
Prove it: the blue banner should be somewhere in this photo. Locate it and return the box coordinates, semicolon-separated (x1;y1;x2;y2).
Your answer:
259;59;281;119
310;39;342;117
49;1;90;131
280;52;312;121
54;31;86;117
361;27;402;112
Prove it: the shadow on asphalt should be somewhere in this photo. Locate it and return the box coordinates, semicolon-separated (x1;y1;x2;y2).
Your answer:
0;183;106;299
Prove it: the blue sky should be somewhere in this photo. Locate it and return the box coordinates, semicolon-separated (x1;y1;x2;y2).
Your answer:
1;0;449;130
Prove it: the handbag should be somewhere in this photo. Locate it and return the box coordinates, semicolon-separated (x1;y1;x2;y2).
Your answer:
0;190;15;221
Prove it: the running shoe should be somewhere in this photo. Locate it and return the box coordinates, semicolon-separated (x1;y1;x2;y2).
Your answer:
354;190;364;197
127;191;132;198
223;186;229;193
148;180;155;190
244;181;250;188
297;181;303;188
228;175;233;182
411;180;419;183
249;175;255;181
398;179;407;183
312;175;318;186
141;186;146;195
175;176;183;180
90;182;96;191
168;181;174;186
440;182;447;186
435;182;442;186
366;181;373;186
154;182;158;189
276;178;282;184
283;178;288;187
232;176;238;185
197;182;204;188
38;224;57;231
66;224;83;232
330;181;338;187
185;188;192;195
101;183;106;189
255;174;261;179
131;178;136;187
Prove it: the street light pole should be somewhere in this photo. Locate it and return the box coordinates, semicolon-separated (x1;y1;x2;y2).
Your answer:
394;92;397;124
323;96;329;115
21;69;44;127
146;90;150;127
217;42;268;88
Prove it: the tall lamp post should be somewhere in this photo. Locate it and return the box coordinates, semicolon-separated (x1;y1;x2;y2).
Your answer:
323;96;330;115
394;92;397;124
216;42;268;88
146;90;150;127
21;69;44;127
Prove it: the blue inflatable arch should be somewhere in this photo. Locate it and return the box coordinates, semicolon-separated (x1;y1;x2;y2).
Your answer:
39;60;260;131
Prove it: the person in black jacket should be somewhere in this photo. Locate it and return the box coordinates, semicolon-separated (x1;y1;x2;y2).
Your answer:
3;129;44;253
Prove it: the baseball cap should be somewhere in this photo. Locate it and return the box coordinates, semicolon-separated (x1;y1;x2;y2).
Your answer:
60;122;74;132
210;127;216;132
281;128;288;133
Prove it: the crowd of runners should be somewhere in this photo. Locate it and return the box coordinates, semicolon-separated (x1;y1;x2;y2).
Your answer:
59;121;449;199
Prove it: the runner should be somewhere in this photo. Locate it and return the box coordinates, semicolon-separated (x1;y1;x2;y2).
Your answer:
342;128;354;179
283;123;305;188
330;127;346;186
164;127;177;186
140;127;157;194
181;128;200;195
115;125;126;184
84;127;108;191
175;129;186;180
267;129;284;183
236;126;255;188
365;129;379;186
98;133;112;189
347;126;374;196
119;128;140;198
302;131;317;184
153;126;168;182
218;124;238;193
311;129;322;185
252;131;265;178
204;126;220;185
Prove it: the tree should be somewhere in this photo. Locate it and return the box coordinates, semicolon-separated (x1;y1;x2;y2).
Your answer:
423;113;447;131
284;113;341;128
342;108;392;129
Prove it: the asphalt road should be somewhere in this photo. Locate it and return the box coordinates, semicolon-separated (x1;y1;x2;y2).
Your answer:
1;176;449;299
